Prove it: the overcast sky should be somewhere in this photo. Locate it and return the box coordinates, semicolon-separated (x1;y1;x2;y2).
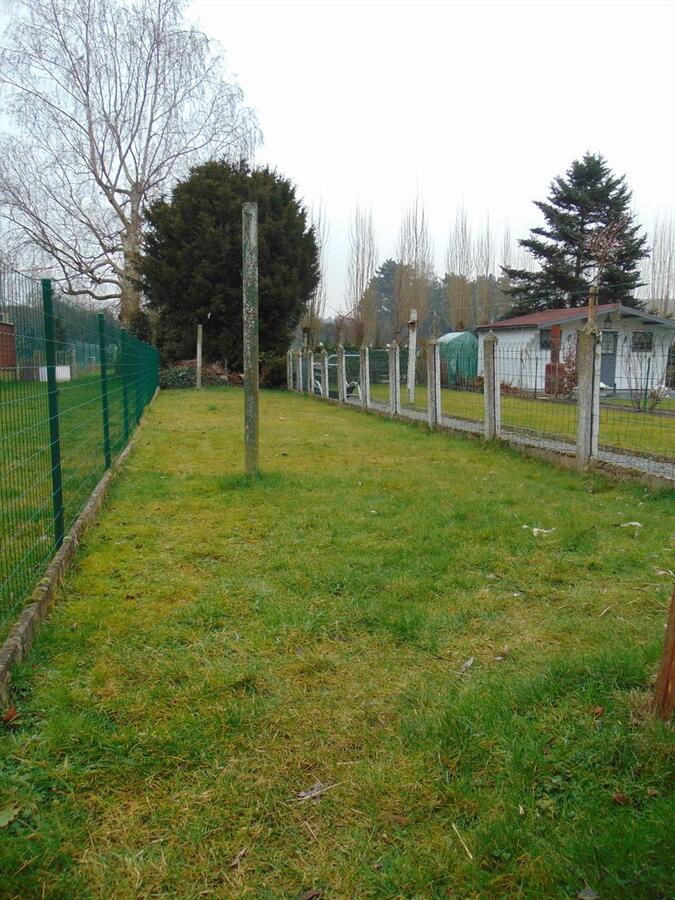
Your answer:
192;0;674;313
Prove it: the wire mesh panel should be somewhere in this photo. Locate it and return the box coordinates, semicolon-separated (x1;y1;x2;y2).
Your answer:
439;342;484;425
399;346;428;414
368;349;389;409
497;340;578;445
598;334;674;460
0;265;159;633
344;351;361;404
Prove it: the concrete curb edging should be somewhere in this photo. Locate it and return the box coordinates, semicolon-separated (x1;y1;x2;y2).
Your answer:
0;389;160;707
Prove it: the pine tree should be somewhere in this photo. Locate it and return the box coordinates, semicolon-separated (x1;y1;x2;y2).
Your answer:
502;153;648;316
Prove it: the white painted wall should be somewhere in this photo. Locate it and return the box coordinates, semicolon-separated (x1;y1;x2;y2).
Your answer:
478;312;673;394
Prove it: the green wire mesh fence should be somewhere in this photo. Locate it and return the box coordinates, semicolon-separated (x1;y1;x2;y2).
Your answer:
0;265;159;634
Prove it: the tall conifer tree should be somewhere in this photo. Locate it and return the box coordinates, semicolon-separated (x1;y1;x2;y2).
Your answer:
503;153;648;316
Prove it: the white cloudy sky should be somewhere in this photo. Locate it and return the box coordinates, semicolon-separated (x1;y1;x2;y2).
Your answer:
192;0;674;313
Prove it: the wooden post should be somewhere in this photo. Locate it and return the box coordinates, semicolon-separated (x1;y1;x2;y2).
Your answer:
242;202;259;477
654;587;675;720
196;323;203;389
407;308;417;403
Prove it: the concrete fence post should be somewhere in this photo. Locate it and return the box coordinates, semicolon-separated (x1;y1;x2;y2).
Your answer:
321;349;329;398
242;201;259;477
337;344;346;403
360;345;370;408
426;340;441;427
295;349;303;393
576;325;601;467
407;308;418;404
307;351;314;395
483;330;501;439
196;323;203;390
388;341;401;417
287;350;293;390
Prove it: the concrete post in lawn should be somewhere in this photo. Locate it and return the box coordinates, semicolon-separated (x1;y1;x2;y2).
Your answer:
295;348;303;393
337;344;346;403
320;349;329;398
307;351;314;395
483;330;501;440
196;323;203;389
388;341;401;417
242;201;259;477
407;308;417;404
360;345;370;408
426;339;441;427
286;350;293;390
576;324;601;467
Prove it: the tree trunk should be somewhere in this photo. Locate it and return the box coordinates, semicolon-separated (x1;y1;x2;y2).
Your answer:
119;195;142;326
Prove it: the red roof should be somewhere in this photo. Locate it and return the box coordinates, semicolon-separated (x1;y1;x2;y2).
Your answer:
479;304;621;330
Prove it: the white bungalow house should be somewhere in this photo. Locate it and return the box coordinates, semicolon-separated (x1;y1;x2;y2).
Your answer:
476;304;674;396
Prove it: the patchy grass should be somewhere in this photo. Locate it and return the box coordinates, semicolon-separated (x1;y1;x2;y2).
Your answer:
1;388;673;898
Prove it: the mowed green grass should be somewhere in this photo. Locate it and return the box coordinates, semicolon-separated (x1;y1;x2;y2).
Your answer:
1;389;674;898
369;382;674;459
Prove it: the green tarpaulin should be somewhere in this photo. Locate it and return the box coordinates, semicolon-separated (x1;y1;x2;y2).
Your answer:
437;331;478;383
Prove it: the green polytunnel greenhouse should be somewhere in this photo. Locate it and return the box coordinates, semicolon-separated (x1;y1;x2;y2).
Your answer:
437;331;478;384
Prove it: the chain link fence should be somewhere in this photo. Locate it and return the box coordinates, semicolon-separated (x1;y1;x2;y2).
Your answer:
0;265;159;633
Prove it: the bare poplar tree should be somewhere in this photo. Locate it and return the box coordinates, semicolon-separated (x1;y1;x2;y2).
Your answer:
643;213;674;317
0;0;259;321
346;205;377;344
394;193;433;336
444;207;472;330
473;214;495;325
301;202;329;346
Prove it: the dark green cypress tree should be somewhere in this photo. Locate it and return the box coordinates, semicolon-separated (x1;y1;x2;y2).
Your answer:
141;160;319;367
502;153;648;316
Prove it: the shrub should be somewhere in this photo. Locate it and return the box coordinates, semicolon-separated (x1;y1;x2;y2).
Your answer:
159;366;196;389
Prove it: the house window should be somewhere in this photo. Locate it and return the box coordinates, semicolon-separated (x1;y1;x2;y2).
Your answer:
539;329;551;350
631;331;653;352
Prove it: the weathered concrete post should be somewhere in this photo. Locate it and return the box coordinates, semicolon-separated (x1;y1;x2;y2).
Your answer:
242;202;259;477
295;349;303;393
307;351;314;395
360;345;370;409
196;323;203;390
286;349;293;390
483;330;501;440
337;344;346;403
320;349;329;398
407;308;417;403
576;324;601;467
426;340;441;428
388;341;401;417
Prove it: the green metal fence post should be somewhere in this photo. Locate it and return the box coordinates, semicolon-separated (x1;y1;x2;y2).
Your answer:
121;331;130;441
98;313;112;469
41;278;65;548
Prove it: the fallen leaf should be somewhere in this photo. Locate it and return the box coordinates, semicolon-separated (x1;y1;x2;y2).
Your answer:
2;707;18;726
591;706;605;717
656;569;674;577
458;657;474;675
0;805;20;828
577;889;599;900
518;804;525;816
385;814;409;827
297;891;323;900
229;848;247;868
494;644;510;661
612;792;629;805
619;522;642;528
532;527;555;537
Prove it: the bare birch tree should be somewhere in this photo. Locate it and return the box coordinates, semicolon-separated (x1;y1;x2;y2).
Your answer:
0;0;259;321
301;202;329;346
394;193;433;337
346;205;377;344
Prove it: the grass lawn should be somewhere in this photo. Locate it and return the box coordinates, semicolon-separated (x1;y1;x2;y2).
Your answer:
1;389;673;898
369;382;674;459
